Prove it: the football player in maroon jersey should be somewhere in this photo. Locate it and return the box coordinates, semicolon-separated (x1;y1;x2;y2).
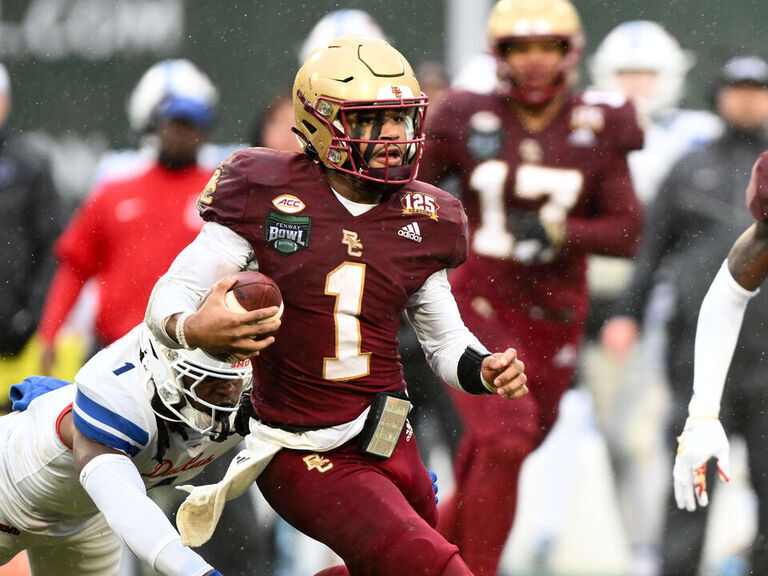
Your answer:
418;0;644;573
673;150;768;510
145;35;528;576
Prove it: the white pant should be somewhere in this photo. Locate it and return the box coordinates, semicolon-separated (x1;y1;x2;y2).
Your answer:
0;513;122;576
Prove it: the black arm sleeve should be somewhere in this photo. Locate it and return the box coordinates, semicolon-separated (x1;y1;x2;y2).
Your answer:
457;346;492;395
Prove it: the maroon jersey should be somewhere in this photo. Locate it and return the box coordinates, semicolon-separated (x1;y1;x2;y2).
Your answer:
747;150;768;220
420;89;644;324
200;148;468;427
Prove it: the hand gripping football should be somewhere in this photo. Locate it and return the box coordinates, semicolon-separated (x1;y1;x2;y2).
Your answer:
224;271;284;324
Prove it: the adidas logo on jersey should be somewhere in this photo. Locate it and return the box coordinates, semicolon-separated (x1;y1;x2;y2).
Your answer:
398;222;422;242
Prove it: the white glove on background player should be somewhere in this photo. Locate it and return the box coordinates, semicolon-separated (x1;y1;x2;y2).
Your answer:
673;416;731;511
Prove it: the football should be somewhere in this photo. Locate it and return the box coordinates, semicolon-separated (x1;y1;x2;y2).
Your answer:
224;270;284;324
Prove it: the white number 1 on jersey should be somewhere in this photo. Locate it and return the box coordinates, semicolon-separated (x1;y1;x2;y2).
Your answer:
323;262;371;380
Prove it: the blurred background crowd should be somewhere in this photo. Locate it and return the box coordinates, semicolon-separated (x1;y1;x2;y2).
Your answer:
2;1;768;576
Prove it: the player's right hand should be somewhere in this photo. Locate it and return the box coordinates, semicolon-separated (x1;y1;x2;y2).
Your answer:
673;416;731;511
182;276;281;360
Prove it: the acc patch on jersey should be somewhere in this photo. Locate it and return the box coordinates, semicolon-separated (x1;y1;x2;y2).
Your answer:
265;211;311;254
272;194;306;214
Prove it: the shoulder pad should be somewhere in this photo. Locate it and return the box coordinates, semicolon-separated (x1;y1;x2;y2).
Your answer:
73;359;152;457
577;90;644;153
222;148;304;187
403;180;468;267
407;180;465;222
198;148;310;225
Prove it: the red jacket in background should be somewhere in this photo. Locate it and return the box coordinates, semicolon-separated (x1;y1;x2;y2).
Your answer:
39;163;211;345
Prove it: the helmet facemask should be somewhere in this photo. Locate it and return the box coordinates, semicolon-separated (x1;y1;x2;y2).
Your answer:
296;90;427;185
140;330;252;441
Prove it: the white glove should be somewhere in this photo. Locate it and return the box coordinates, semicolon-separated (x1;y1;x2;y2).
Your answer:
673;417;731;511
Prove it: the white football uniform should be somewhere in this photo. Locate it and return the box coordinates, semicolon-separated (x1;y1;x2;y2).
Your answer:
0;324;241;574
630;108;723;204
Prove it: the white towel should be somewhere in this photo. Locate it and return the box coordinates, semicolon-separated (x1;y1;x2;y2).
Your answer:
176;408;370;546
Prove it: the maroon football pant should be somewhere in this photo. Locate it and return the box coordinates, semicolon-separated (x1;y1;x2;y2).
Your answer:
439;303;583;575
257;429;468;576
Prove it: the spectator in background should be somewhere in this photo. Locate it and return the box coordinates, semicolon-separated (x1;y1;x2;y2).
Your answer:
419;0;644;573
602;54;768;576
417;60;450;120
0;59;62;576
0;61;63;412
560;21;722;576
249;90;302;153
95;59;235;184
38;59;217;372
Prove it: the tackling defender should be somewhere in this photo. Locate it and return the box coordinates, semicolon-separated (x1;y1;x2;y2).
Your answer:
0;323;254;576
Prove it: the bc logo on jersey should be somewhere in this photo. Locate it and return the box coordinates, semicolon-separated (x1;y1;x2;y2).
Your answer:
342;230;363;257
303;454;333;473
265;211;312;254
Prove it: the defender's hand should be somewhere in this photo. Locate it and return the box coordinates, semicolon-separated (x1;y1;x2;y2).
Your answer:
234;390;255;436
481;348;528;399
673;417;731;511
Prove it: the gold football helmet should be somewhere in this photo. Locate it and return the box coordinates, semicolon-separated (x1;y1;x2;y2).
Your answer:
487;0;584;104
293;35;428;184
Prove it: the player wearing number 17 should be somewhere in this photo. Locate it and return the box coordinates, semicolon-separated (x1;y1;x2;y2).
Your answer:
145;35;528;576
418;0;644;573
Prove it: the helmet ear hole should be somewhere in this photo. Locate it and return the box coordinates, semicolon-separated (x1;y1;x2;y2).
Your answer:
301;120;318;134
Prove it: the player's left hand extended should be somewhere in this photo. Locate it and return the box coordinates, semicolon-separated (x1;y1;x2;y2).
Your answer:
673;417;731;511
481;348;528;399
